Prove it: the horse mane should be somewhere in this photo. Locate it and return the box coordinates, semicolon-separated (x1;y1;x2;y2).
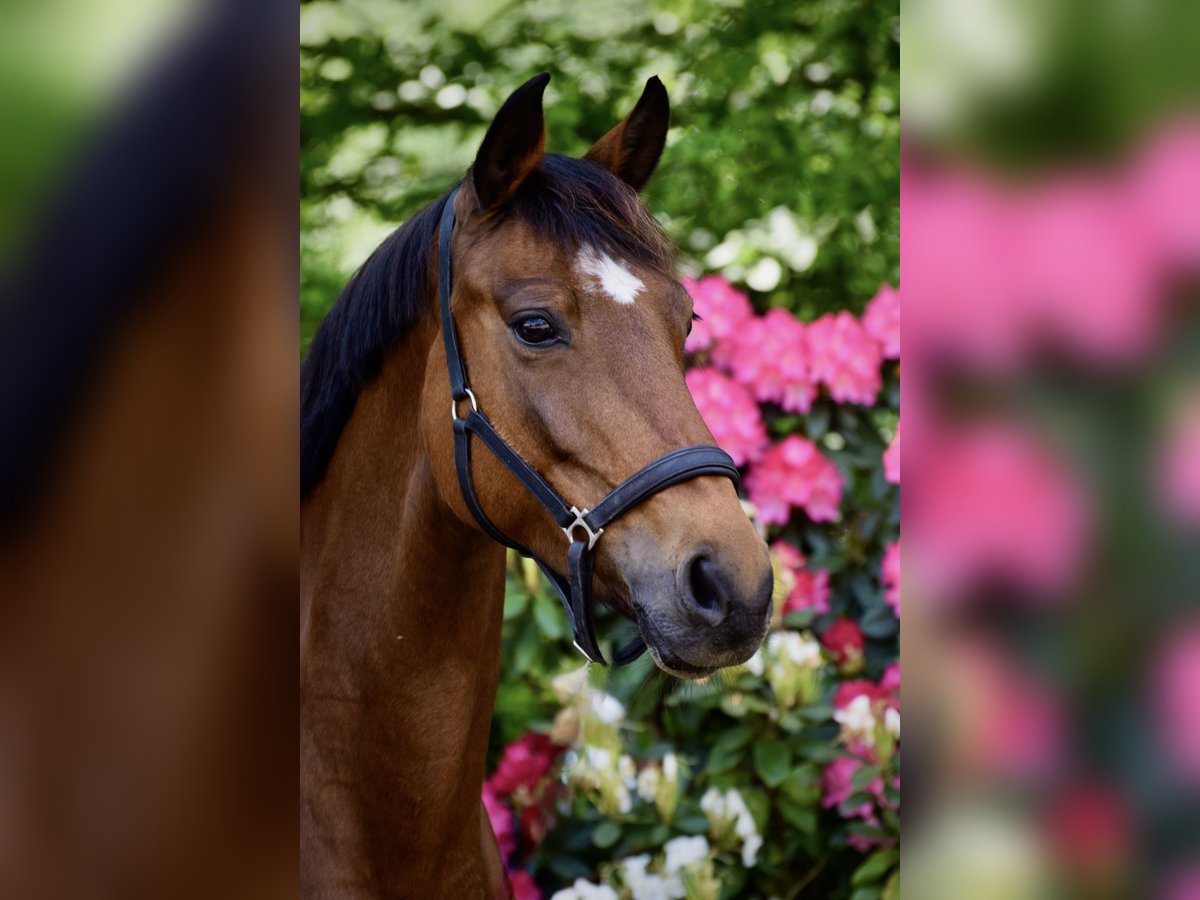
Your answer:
300;152;675;499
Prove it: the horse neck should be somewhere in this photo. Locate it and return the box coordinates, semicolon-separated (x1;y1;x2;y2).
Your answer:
300;315;508;897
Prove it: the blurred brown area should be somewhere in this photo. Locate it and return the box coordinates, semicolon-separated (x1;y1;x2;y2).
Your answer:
904;1;1200;898
0;2;298;898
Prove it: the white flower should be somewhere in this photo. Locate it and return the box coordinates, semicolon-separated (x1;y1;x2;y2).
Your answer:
619;754;637;782
620;855;683;900
636;766;661;802
551;878;619;900
590;692;626;725
662;752;679;783
700;787;762;869
741;833;763;868
885;707;901;738
834;695;879;747
663;835;710;874
744;650;765;677
768;631;822;669
586;747;613;772
552;665;590;702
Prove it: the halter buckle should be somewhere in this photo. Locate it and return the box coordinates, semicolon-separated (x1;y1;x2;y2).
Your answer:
450;388;478;422
563;506;603;550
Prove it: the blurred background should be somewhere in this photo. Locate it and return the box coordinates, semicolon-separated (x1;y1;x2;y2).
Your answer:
903;1;1200;899
302;1;899;898
1;1;296;897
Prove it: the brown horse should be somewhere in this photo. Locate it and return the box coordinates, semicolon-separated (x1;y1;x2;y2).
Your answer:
300;74;772;898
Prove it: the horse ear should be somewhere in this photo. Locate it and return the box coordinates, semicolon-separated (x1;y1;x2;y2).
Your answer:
470;72;550;210
583;76;670;192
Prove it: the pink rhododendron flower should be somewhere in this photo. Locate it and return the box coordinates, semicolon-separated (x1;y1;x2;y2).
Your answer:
1128;123;1200;270
863;283;900;359
1153;622;1200;784
883;419;900;484
488;733;560;797
821;756;893;853
771;541;832;615
821;756;873;816
822;618;865;670
508;870;541;900
682;275;754;353
881;541;900;616
903;158;1164;371
833;680;893;713
685;367;769;466
944;638;1063;779
745;436;843;525
806;311;883;405
712;308;815;412
482;781;516;861
881;661;900;694
909;421;1088;602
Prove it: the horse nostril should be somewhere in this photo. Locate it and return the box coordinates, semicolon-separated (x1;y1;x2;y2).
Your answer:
679;552;730;626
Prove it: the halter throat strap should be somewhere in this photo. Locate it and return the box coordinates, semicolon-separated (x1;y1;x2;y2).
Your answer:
437;187;741;665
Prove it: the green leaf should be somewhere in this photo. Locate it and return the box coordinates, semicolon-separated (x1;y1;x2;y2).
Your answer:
852;849;899;886
776;797;817;836
531;595;565;639
850;764;881;793
591;820;621;849
502;590;528;621
860;602;898;639
752;739;792;787
849;888;882;900
882;870;900;900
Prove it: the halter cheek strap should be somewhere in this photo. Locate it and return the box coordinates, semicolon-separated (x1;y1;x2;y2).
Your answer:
437;187;741;665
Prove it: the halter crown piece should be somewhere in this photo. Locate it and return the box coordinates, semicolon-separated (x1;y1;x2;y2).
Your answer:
438;187;741;665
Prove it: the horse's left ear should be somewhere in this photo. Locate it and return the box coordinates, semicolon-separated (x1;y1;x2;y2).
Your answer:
583;76;670;192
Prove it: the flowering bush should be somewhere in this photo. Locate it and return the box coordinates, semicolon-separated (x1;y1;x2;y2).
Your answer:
487;275;900;899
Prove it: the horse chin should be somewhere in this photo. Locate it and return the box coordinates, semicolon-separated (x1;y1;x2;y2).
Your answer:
629;602;723;680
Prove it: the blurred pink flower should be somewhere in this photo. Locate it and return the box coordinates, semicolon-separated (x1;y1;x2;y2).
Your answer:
772;541;832;615
944;638;1063;780
682;275;755;353
488;733;560;797
508;870;541;900
1128;122;1200;272
903;160;1163;371
910;422;1088;602
1156;390;1200;525
1153;623;1200;784
713;308;815;413
685;367;769;466
863;283;900;359
881;661;900;694
881;541;900;616
806;311;883;405
1160;864;1200;900
821;756;874;816
833;679;893;713
1045;783;1132;880
821;756;893;853
883;419;900;484
822;618;866;670
482;780;516;861
745;436;844;525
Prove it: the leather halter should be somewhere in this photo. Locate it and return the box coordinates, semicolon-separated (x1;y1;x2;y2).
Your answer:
438;187;741;665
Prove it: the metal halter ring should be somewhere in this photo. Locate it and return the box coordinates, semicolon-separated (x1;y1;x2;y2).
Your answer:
450;388;478;423
563;505;604;550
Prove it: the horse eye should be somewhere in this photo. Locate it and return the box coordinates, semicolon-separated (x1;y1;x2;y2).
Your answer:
513;314;557;346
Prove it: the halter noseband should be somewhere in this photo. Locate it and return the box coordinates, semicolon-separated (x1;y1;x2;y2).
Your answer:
438;187;741;665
